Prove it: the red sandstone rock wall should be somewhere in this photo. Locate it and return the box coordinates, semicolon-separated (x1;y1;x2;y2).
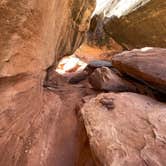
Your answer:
0;0;95;77
0;0;95;166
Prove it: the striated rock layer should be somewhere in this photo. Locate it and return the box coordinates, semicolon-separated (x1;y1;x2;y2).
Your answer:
112;48;166;94
81;92;166;166
0;0;95;166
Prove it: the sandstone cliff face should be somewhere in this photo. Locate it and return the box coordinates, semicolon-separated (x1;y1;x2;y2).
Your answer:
0;0;95;166
0;0;95;77
88;0;166;49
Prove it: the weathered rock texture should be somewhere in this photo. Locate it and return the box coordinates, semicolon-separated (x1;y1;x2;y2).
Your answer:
0;0;95;77
88;67;136;92
89;0;166;49
0;0;95;166
81;92;166;166
112;48;166;94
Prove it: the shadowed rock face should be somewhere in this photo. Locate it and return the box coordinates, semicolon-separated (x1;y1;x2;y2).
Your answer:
89;0;166;49
81;92;166;166
0;0;95;166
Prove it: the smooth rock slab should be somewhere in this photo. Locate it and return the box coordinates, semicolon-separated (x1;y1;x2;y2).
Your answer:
87;60;113;69
112;48;166;93
81;92;166;166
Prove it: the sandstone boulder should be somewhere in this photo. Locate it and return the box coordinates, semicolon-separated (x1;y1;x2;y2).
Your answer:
112;48;166;94
88;67;136;92
81;92;166;166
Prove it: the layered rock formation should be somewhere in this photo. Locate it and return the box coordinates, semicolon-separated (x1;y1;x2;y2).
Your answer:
112;48;166;93
81;92;166;166
0;0;95;166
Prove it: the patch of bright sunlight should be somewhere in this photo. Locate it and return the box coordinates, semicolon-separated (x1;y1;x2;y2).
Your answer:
93;0;151;18
56;55;87;75
141;47;153;52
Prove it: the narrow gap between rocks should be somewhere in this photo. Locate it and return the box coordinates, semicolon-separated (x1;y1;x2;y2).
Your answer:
42;1;166;165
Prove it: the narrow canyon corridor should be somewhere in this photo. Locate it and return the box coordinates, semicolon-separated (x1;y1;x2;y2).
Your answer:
0;0;166;166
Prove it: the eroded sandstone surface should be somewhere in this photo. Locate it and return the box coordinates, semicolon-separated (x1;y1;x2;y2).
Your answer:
0;0;95;77
81;92;166;166
88;67;137;92
0;0;95;166
0;0;166;166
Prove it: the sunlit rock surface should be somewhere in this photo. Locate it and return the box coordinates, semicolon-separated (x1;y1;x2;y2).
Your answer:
90;0;166;48
0;0;95;77
56;55;87;76
93;0;150;18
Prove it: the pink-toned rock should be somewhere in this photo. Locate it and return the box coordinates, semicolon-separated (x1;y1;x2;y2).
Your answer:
0;0;95;77
89;67;137;92
0;0;95;166
81;92;166;166
0;72;96;166
112;48;166;93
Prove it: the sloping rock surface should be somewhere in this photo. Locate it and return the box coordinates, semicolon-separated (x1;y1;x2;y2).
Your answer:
90;0;166;49
81;92;166;166
112;48;166;93
88;67;136;92
0;0;95;166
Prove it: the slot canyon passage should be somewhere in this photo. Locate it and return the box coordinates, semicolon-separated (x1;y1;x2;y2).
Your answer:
0;0;166;166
